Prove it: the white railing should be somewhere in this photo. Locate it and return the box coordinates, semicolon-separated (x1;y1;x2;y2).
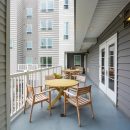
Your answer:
17;64;39;71
10;66;62;119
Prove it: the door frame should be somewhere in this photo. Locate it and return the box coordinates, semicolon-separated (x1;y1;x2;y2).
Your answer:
99;33;117;105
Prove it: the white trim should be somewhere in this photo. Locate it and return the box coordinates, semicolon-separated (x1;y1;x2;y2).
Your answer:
6;0;10;129
74;55;81;66
99;33;117;105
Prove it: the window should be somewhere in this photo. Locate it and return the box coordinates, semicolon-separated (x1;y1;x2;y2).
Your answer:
10;39;13;49
48;20;52;30
27;41;32;50
26;24;32;34
64;22;69;39
40;0;54;12
41;38;46;48
40;19;52;30
48;38;52;48
26;8;33;18
26;57;33;64
40;57;52;67
48;0;53;11
40;38;52;48
64;0;69;9
40;20;46;30
74;55;81;66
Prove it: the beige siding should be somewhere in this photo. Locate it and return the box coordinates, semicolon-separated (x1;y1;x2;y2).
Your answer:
17;0;24;64
38;0;59;66
23;0;38;64
10;0;17;73
0;0;9;130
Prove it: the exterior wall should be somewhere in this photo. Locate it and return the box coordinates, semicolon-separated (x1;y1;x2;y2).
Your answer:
37;0;59;66
10;0;18;74
0;0;10;130
17;0;24;64
67;53;85;68
59;0;74;67
10;0;24;73
11;0;74;70
23;0;38;64
86;2;130;117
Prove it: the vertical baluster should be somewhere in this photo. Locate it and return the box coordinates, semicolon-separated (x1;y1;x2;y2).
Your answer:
14;77;17;113
20;76;23;108
10;78;13;116
40;70;43;87
17;76;20;111
24;74;27;105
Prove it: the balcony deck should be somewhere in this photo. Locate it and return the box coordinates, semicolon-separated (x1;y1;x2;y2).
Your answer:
11;78;130;130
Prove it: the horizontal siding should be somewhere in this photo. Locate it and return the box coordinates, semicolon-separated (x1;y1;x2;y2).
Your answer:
87;2;130;117
87;44;99;86
0;0;6;130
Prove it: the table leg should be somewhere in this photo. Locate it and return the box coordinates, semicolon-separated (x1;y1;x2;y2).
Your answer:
48;88;64;109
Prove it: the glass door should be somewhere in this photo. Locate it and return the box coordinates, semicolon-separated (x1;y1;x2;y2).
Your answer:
106;34;117;104
99;43;107;93
99;34;117;104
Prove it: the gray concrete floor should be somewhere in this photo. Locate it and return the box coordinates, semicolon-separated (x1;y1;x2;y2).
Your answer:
11;79;130;130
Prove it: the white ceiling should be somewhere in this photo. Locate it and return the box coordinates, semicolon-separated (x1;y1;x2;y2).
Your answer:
75;0;130;52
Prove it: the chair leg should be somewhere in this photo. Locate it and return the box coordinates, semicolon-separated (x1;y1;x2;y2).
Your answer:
90;103;94;119
24;100;27;114
49;91;52;116
64;96;67;116
76;107;81;127
49;101;52;116
29;105;34;123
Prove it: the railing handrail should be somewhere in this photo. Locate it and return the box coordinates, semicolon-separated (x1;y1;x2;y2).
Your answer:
10;66;62;78
10;65;62;120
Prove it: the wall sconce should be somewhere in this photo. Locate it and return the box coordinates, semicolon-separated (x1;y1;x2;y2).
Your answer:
126;16;130;22
124;9;130;28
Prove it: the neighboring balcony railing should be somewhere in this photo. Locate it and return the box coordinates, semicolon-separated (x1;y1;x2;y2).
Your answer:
10;66;62;120
17;64;39;71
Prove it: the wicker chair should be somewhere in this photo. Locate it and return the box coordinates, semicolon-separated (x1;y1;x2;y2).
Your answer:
64;85;94;126
24;84;52;122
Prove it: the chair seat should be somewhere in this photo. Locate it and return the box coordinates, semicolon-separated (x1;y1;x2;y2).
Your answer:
67;96;91;107
27;94;48;105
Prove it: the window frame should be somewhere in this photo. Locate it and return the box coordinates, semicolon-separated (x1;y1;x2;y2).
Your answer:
74;55;81;66
26;8;33;18
27;41;33;50
40;19;53;31
64;22;69;40
40;0;54;12
26;24;32;34
40;38;53;48
40;56;52;67
64;0;69;9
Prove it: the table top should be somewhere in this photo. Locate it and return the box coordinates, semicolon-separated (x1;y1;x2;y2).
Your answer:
45;79;78;88
64;69;81;73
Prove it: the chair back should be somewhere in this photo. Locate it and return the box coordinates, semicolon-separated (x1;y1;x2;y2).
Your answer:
26;84;34;97
77;85;91;96
45;75;55;80
76;75;86;86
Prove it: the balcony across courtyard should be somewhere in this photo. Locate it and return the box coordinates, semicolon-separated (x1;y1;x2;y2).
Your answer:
11;75;130;130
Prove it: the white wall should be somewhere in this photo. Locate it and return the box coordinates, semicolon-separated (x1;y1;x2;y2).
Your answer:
59;0;74;67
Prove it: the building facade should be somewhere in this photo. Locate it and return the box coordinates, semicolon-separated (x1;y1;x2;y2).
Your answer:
10;0;74;73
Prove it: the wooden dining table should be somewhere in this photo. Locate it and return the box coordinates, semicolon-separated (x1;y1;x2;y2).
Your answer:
63;69;81;79
45;79;79;109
